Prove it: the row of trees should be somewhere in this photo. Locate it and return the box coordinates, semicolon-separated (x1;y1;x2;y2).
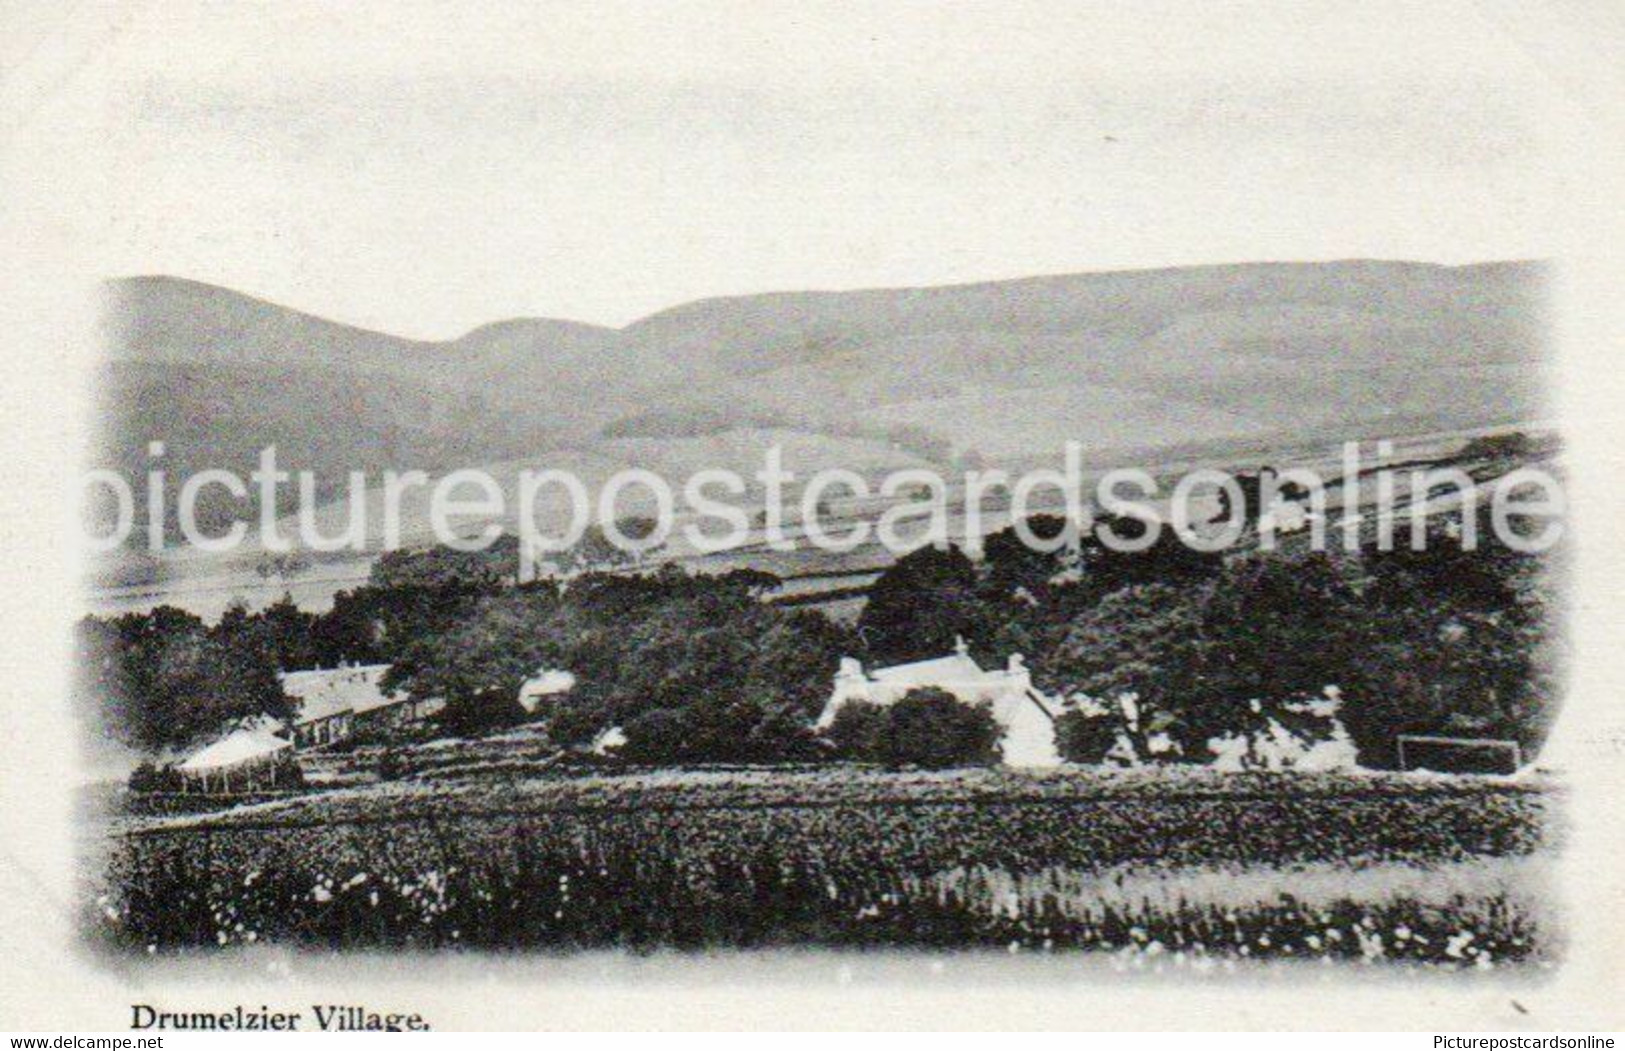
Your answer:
78;524;660;752
368;501;1560;769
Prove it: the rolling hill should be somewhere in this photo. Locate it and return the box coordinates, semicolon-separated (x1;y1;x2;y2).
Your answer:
92;259;1551;558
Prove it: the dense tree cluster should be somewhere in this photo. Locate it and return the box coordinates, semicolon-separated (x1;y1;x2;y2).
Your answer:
857;513;1223;670
76;606;294;752
74;542;515;752
827;688;1002;769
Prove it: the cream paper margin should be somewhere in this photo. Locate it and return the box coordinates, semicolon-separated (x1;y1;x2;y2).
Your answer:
0;0;1620;1031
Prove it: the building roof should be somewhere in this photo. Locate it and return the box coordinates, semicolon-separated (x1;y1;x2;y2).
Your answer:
281;664;405;724
822;641;1061;728
868;653;990;688
178;722;292;772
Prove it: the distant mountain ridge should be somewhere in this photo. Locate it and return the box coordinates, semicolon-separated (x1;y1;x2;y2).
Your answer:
95;260;1551;535
105;275;618;382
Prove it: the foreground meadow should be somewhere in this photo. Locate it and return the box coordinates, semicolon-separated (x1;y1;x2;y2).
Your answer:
90;767;1557;968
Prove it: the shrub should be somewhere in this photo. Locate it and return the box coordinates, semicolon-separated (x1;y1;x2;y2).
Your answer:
1054;694;1185;766
830;688;1003;769
126;760;183;793
374;748;408;781
615;709;692;764
267;754;307;790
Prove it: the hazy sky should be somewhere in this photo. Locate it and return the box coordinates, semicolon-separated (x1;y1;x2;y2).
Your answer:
75;0;1581;336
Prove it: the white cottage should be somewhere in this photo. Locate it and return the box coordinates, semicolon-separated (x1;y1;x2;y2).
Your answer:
815;637;1064;766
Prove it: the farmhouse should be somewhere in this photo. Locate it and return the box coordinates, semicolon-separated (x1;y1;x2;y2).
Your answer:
281;664;444;749
815;637;1064;766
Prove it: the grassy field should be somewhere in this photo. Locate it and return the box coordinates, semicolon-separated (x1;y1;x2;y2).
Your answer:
90;767;1557;966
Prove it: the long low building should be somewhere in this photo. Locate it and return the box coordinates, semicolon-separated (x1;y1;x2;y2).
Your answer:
281;664;445;749
174;716;294;792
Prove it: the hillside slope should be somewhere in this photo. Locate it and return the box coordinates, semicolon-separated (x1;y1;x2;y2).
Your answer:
92;260;1551;544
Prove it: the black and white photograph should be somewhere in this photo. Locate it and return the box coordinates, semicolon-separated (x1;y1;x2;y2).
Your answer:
2;0;1622;1034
